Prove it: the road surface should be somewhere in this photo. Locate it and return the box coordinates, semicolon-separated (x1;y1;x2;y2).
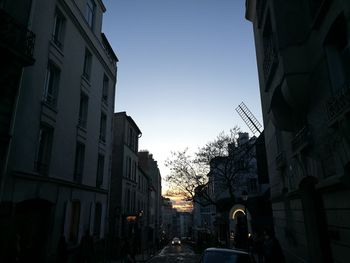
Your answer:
148;244;200;263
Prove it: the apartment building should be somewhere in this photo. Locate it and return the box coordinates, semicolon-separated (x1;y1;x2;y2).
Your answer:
138;150;162;246
246;0;350;262
0;0;117;262
110;112;142;254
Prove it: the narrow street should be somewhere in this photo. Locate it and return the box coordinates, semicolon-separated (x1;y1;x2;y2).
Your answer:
148;244;200;263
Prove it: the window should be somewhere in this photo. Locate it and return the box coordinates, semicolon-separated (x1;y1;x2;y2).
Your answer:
74;143;85;183
93;203;102;237
96;154;104;188
52;9;65;48
127;157;131;179
69;201;81;243
99;113;107;142
275;128;282;153
262;14;277;85
133;161;137;181
83;49;92;80
85;0;95;29
78;93;89;128
43;62;60;107
35;125;54;175
325;13;350;94
102;74;109;104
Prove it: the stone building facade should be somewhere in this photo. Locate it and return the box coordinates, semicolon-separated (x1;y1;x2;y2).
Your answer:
246;0;350;262
110;112;142;249
0;0;117;262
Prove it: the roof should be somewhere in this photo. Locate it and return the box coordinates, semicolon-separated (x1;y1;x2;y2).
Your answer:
101;33;119;62
115;112;142;135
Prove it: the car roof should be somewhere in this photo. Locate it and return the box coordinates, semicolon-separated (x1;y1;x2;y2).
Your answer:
204;248;249;255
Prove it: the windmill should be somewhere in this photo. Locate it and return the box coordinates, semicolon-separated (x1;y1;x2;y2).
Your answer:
235;102;262;135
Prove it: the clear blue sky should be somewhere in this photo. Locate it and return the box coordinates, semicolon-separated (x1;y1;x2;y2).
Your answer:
102;0;261;192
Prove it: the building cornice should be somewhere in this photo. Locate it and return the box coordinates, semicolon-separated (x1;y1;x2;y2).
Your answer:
245;0;256;22
13;170;108;194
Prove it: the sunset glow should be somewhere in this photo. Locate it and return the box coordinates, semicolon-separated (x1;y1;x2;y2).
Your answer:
164;193;193;212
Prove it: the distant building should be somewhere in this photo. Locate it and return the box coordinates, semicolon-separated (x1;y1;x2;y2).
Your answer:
0;0;117;262
161;197;177;241
110;112;142;251
138;151;162;245
192;185;216;243
208;133;271;247
246;0;350;262
178;212;193;238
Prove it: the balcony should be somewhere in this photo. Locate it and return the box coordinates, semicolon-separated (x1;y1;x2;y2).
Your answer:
0;8;35;66
291;126;312;153
263;36;278;86
325;87;350;126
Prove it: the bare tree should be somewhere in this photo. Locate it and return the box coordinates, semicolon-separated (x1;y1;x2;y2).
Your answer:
165;127;256;209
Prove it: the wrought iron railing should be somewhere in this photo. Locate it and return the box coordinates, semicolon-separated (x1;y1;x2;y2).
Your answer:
291;126;311;153
263;36;277;82
0;8;35;63
275;151;286;169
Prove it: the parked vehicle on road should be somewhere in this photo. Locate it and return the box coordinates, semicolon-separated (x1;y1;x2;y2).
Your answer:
171;237;181;246
199;247;254;263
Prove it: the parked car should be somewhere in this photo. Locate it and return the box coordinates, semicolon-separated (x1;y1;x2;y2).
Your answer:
171;237;181;246
199;247;254;263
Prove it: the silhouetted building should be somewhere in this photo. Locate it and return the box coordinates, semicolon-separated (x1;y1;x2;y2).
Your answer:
110;112;142;252
208;133;271;247
246;0;350;262
192;185;216;243
138;151;162;247
161;197;177;242
0;0;117;262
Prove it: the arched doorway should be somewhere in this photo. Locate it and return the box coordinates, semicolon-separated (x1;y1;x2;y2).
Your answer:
14;199;53;263
229;205;252;249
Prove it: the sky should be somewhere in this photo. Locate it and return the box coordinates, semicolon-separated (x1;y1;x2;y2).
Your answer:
102;0;261;208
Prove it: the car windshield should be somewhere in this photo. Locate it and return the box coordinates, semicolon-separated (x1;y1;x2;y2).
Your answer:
204;251;250;263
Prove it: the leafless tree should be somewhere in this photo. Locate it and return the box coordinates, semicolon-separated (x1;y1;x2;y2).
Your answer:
165;127;256;209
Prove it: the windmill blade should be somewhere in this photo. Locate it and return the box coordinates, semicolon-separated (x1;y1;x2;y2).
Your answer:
235;102;262;135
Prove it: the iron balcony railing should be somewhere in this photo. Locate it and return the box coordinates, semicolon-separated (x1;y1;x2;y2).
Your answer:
291;125;312;153
275;151;286;170
325;87;350;123
0;8;35;64
263;36;278;83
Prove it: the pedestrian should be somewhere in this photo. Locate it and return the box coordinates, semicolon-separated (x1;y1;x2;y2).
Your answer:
263;229;285;263
57;234;68;263
78;229;95;263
